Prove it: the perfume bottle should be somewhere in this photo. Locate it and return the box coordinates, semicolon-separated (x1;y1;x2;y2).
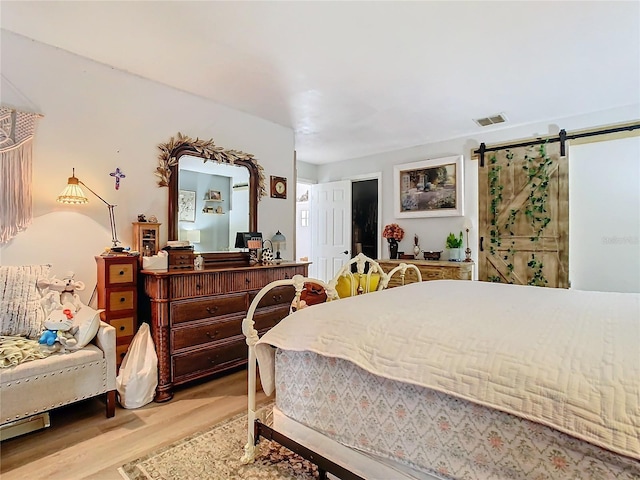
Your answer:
194;254;204;271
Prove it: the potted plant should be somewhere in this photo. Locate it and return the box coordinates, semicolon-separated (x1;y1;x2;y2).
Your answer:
446;231;464;262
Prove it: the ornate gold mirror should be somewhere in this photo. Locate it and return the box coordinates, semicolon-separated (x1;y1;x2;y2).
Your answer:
157;133;265;265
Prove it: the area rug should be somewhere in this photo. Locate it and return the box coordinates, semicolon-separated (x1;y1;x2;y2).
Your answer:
118;403;319;480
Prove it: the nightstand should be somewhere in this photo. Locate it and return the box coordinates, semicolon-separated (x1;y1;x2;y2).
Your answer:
95;254;138;370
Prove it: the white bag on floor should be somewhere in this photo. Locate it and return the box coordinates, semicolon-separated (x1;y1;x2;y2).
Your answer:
116;323;158;409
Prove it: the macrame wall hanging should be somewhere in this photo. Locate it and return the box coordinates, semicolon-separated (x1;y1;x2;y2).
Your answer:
0;106;42;244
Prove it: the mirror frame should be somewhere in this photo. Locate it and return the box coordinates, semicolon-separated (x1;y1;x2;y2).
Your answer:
157;133;266;262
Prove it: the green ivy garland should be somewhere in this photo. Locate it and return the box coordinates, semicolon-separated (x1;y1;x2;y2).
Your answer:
488;144;553;286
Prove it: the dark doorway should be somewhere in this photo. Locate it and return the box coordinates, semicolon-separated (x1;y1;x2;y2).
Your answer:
352;179;378;260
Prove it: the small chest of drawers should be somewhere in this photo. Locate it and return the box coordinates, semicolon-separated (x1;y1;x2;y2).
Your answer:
95;255;138;369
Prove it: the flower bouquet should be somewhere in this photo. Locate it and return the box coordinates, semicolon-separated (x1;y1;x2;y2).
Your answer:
382;224;404;259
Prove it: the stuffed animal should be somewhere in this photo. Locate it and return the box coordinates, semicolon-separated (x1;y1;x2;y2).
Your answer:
38;314;79;353
38;271;85;313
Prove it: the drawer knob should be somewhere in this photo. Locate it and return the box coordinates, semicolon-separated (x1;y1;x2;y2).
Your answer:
120;297;126;303
195;284;202;289
205;330;219;339
206;306;219;314
245;278;250;284
272;294;283;302
119;270;125;276
119;325;125;331
284;273;290;279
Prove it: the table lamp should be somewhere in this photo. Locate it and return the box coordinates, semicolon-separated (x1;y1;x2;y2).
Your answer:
271;230;286;264
57;168;122;252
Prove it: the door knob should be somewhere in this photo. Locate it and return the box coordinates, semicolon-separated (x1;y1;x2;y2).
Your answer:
343;250;349;255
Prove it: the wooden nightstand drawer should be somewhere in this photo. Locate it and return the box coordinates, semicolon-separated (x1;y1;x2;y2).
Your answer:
110;316;135;337
107;262;135;285
108;289;136;312
170;293;247;325
116;344;129;365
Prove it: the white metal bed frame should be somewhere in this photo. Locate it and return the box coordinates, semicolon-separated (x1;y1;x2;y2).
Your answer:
241;254;422;476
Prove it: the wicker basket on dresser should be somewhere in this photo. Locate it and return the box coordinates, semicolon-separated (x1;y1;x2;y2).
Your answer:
378;259;474;288
141;262;309;401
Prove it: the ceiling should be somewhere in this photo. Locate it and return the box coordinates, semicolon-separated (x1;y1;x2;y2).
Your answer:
2;1;639;164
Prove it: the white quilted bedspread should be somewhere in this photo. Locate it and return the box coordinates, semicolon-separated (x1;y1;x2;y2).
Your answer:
255;280;640;461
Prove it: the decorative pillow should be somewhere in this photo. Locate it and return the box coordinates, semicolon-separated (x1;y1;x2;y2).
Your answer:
68;305;102;350
0;264;51;339
336;273;381;298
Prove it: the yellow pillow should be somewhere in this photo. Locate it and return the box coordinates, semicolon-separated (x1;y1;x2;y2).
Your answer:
335;273;381;298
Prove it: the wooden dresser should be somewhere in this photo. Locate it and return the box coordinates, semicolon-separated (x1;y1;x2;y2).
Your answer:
140;262;309;401
377;259;474;288
95;254;138;370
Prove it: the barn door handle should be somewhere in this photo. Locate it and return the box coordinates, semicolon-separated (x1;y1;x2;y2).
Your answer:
480;237;484;252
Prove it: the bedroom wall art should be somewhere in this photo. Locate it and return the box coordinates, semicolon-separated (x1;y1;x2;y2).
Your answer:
393;155;464;218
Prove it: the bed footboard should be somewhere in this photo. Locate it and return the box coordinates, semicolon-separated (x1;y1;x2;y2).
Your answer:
240;274;337;464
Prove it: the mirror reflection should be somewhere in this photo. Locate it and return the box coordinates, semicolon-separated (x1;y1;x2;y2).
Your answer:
177;155;249;252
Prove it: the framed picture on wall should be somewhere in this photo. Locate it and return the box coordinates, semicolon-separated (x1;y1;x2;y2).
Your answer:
393;155;464;218
178;189;196;222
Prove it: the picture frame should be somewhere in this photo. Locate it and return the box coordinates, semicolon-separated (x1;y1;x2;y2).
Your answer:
178;189;196;222
206;190;222;201
393;155;464;218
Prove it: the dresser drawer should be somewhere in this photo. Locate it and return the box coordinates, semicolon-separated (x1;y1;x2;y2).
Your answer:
107;288;136;312
253;304;291;332
169;272;224;298
172;338;247;382
249;284;296;308
171;316;243;352
107;262;135;285
110;316;135;338
170;293;247;325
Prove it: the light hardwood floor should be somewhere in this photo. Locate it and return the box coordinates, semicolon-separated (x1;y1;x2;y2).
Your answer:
0;368;267;480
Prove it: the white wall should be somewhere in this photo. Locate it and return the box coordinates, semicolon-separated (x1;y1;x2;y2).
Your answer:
0;30;295;303
569;137;640;292
317;106;640;289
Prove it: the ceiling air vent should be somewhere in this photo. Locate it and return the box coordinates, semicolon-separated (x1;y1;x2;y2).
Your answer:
473;113;507;127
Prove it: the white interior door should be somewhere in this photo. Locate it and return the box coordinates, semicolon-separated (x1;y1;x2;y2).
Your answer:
310;180;351;281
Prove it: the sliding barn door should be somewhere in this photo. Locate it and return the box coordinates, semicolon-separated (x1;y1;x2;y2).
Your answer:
478;142;569;288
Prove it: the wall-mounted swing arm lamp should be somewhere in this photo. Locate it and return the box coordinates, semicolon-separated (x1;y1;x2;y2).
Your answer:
57;168;122;252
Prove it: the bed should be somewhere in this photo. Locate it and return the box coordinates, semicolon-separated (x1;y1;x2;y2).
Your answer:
242;277;640;479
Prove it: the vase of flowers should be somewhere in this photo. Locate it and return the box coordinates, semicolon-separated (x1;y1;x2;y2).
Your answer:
382;223;404;259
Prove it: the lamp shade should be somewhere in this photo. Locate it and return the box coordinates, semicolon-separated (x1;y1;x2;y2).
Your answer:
57;173;89;204
271;230;286;248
